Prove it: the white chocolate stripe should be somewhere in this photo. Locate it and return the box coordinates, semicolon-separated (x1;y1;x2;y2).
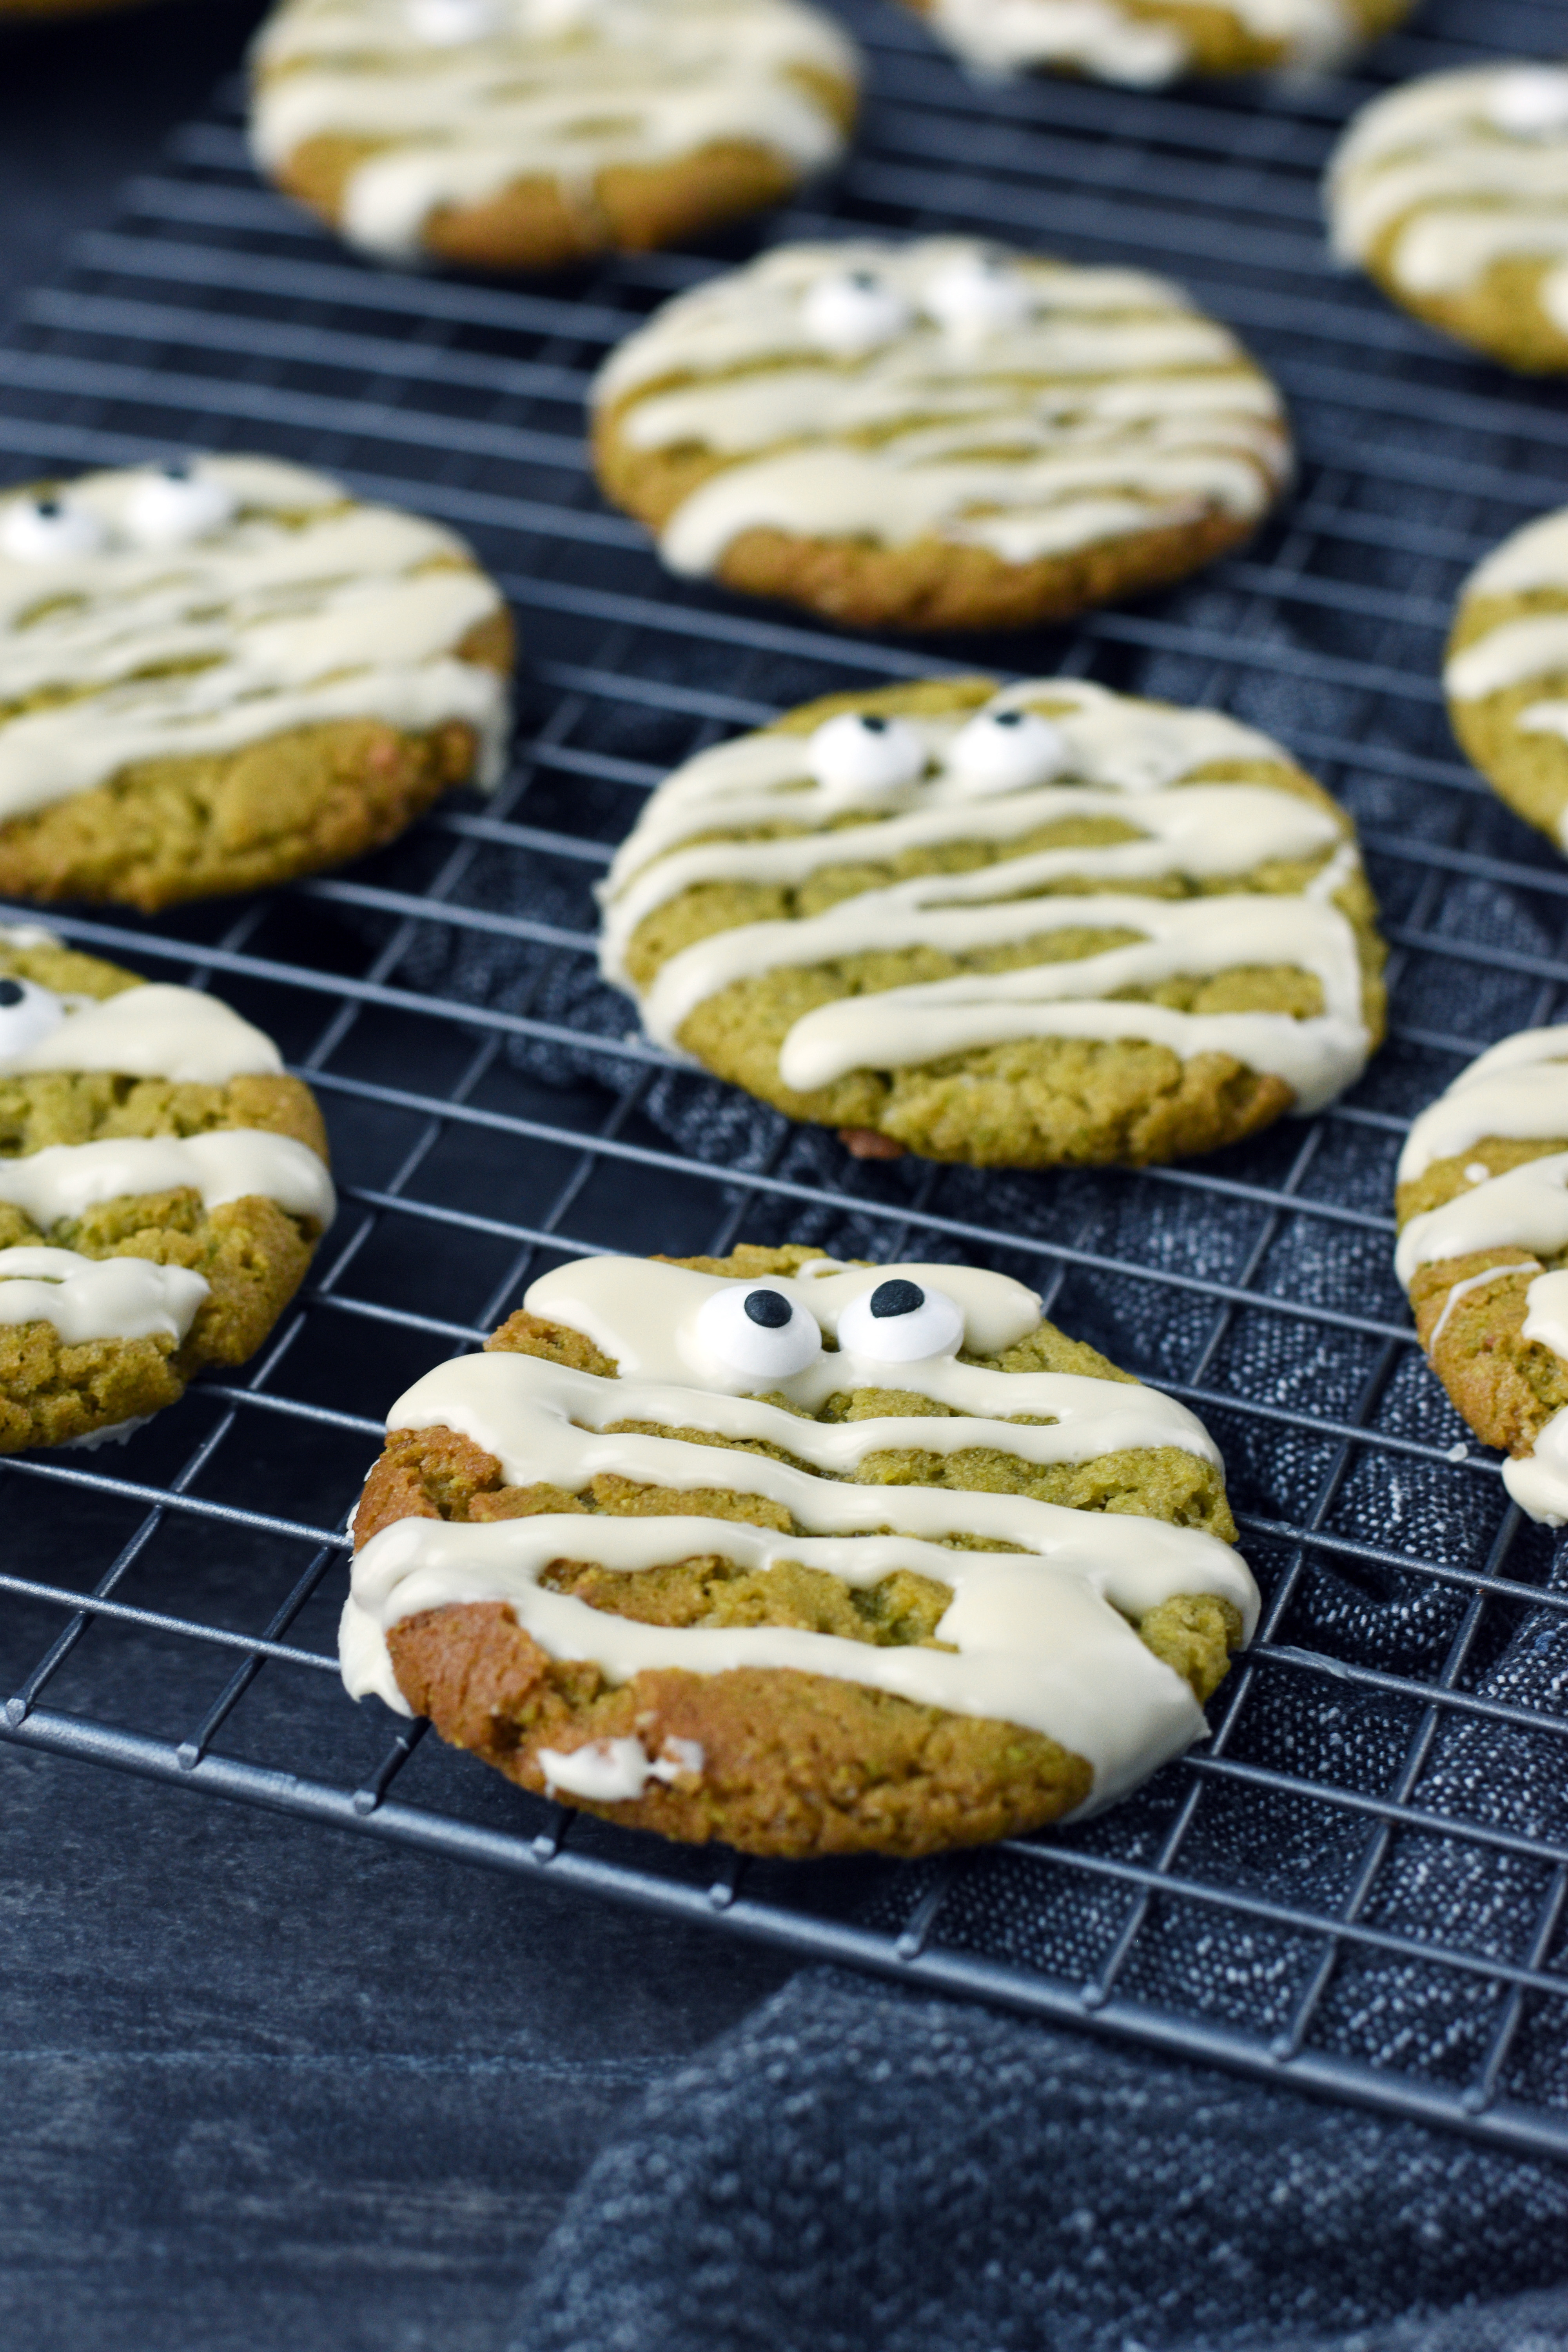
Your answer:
592;238;1289;576
0;459;510;821
388;1345;1223;1481
642;886;1367;1110
1447;615;1568;704
251;0;858;262
0;1131;336;1229
600;781;1343;966
922;0;1358;82
0;1245;209;1345
1397;1031;1568;1183
0;985;283;1085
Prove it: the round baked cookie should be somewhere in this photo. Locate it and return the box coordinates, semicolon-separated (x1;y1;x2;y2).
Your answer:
590;237;1292;633
1395;1027;1568;1527
249;0;860;270
0;924;335;1452
1445;506;1568;852
899;0;1409;85
0;455;513;913
598;676;1387;1168
343;1245;1259;1857
1327;64;1568;374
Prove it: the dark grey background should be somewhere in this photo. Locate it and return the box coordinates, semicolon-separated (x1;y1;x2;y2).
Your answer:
0;13;793;2340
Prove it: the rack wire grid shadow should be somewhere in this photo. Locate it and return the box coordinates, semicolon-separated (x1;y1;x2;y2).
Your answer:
3;0;1568;2163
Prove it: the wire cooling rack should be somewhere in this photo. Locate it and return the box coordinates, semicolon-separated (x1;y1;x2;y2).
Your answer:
4;0;1568;2162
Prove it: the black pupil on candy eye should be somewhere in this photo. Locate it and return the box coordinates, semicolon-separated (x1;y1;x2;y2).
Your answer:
0;980;23;1008
870;1279;924;1319
162;463;190;480
849;272;877;289
860;716;887;735
743;1289;792;1328
994;711;1023;728
35;500;59;519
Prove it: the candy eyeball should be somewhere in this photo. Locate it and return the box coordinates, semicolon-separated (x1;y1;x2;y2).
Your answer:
949;706;1067;795
123;464;238;551
692;1283;824;1382
407;0;499;40
808;710;926;797
923;254;1033;340
801;269;912;359
0;975;67;1059
837;1277;965;1364
0;494;106;564
1488;68;1568;136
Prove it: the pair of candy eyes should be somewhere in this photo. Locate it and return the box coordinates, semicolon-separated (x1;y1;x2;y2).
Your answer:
807;706;1063;797
800;264;1030;356
0;467;236;564
695;1278;965;1380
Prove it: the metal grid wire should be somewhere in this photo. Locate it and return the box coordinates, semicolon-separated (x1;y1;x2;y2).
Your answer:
4;0;1568;2160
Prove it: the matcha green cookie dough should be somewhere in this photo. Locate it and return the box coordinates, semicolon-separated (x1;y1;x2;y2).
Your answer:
0;926;334;1451
1328;64;1568;374
902;0;1408;85
0;454;513;913
249;0;860;272
343;1244;1258;1858
598;675;1386;1169
1446;505;1568;851
590;237;1292;634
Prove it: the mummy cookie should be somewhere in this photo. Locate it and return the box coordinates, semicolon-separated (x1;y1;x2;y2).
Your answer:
1327;65;1568;373
900;0;1409;85
0;456;512;913
599;676;1387;1168
1445;506;1568;851
0;928;334;1451
1396;1029;1568;1526
344;1244;1258;1856
249;0;860;270
590;238;1292;633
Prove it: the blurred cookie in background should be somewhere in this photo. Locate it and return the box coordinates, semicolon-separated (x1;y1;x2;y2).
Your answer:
249;0;860;270
898;0;1411;87
0;455;513;912
1446;504;1568;852
1328;62;1568;372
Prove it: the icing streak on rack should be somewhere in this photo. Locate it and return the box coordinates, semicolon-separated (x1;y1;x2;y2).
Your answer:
3;0;1568;2160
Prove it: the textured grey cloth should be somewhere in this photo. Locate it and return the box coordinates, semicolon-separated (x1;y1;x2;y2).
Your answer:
510;1965;1568;2352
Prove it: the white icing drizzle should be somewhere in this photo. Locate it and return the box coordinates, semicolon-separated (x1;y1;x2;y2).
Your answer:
590;239;1290;577
919;0;1359;84
0;457;510;823
1327;65;1568;323
1397;1027;1568;1524
1397;1026;1568;1186
341;1252;1258;1811
0;983;283;1086
0;1130;335;1230
602;678;1373;1116
250;0;859;261
0;1245;209;1344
